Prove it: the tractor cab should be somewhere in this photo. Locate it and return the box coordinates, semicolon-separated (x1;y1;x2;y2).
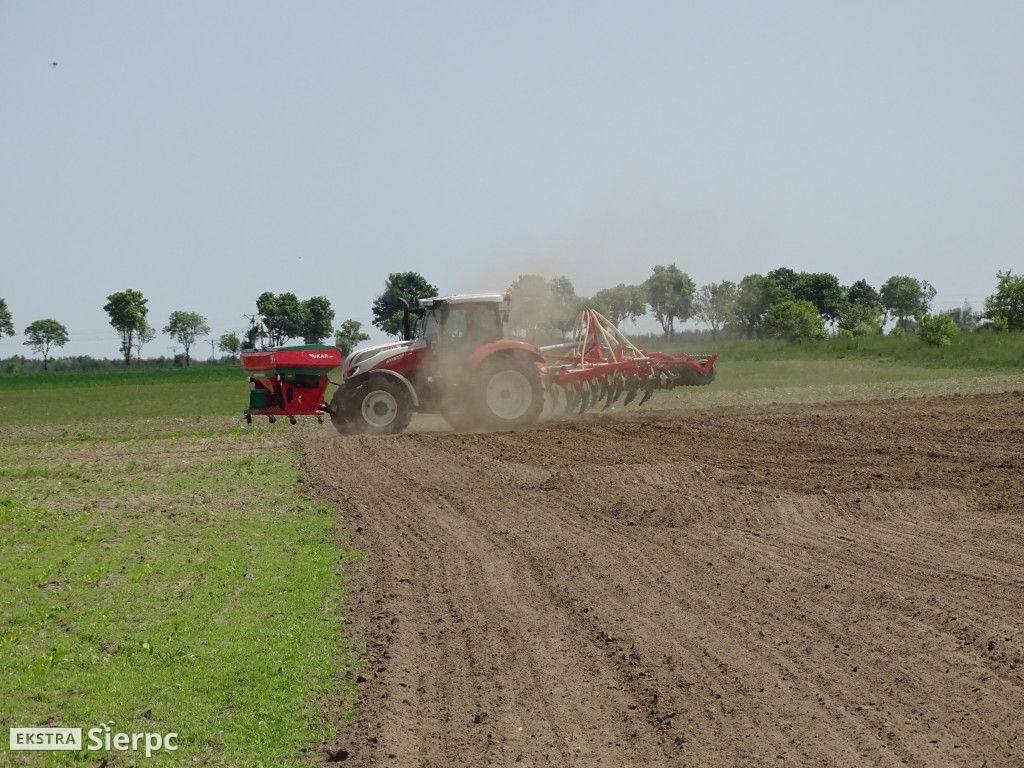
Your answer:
417;293;509;350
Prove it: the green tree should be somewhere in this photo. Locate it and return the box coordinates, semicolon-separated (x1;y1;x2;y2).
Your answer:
218;332;242;356
163;311;211;366
983;270;1024;331
846;279;881;309
244;322;265;349
793;272;845;324
766;267;799;297
0;298;14;337
256;292;306;346
335;319;370;358
103;289;149;365
734;274;786;339
943;301;977;332
546;276;581;339
918;313;960;347
764;300;827;341
835;302;883;336
643;264;696;340
593;283;647;327
372;272;439;338
880;276;935;332
134;324;156;364
23;319;69;370
694;281;738;339
302;296;335;344
507;274;559;343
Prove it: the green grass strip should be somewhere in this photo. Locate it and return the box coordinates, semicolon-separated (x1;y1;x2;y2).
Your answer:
0;439;354;767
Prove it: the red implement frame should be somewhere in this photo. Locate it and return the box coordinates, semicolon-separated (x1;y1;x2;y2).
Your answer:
540;310;717;409
241;345;342;424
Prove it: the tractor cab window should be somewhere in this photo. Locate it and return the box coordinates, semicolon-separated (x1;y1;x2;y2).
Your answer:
419;308;441;342
441;304;501;345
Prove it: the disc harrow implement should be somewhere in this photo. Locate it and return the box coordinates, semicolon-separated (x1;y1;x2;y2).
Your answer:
540;310;717;414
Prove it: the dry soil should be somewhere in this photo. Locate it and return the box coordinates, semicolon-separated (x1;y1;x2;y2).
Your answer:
298;391;1024;767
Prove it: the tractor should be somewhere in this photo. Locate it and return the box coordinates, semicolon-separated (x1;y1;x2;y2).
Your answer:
328;293;545;434
241;292;717;435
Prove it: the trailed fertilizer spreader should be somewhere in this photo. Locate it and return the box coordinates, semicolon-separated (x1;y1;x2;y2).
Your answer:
241;345;342;424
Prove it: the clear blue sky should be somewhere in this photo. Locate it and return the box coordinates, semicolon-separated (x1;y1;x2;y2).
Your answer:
2;1;1021;360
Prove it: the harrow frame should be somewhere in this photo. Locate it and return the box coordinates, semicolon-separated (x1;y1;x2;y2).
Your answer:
540;310;717;412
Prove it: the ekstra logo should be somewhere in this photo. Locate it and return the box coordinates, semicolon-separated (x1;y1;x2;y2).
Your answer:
10;723;178;757
9;728;81;751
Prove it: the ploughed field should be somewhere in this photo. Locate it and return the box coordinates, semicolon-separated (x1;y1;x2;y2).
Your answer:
299;391;1024;767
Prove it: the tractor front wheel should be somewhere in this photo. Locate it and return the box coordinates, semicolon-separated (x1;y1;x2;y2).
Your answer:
330;375;413;436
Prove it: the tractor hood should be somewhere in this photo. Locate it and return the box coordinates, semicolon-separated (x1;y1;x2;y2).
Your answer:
342;339;414;380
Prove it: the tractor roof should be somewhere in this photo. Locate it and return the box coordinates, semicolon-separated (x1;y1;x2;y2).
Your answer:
418;293;507;308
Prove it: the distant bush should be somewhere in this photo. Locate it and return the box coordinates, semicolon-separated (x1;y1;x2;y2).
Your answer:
764;300;827;342
918;314;960;347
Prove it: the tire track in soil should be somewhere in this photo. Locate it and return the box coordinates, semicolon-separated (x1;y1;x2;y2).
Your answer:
299;391;1024;767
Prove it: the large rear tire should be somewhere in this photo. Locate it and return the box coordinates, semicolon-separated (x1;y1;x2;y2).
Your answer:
330;375;413;436
475;355;544;429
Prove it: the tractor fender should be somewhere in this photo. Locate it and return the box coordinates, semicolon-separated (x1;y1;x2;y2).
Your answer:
466;341;546;374
351;369;420;408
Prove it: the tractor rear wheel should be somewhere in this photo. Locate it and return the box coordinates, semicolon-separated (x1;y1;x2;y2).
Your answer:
475;355;544;429
330;375;413;436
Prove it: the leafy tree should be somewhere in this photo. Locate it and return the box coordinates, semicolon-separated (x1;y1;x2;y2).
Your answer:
764;300;827;341
593;283;647;327
244;321;265;350
335;319;370;358
504;275;580;341
372;272;439;338
918;313;960;347
23;319;69;370
134;324;156;364
0;298;14;337
766;267;799;297
302;296;335;344
846;279;881;309
983;270;1024;331
835;302;883;336
694;281;738;339
548;276;575;308
507;274;560;343
643;264;696;340
163;311;211;366
218;332;242;356
256;292;306;346
103;289;149;365
793;272;845;324
546;276;581;338
880;275;935;332
251;293;337;345
942;301;977;332
733;274;786;339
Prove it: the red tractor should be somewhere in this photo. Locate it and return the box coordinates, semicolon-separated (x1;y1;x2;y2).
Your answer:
241;292;717;435
328;293;546;434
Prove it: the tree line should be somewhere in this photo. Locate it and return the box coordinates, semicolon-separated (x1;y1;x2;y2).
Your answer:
2;268;1022;369
493;268;1023;348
